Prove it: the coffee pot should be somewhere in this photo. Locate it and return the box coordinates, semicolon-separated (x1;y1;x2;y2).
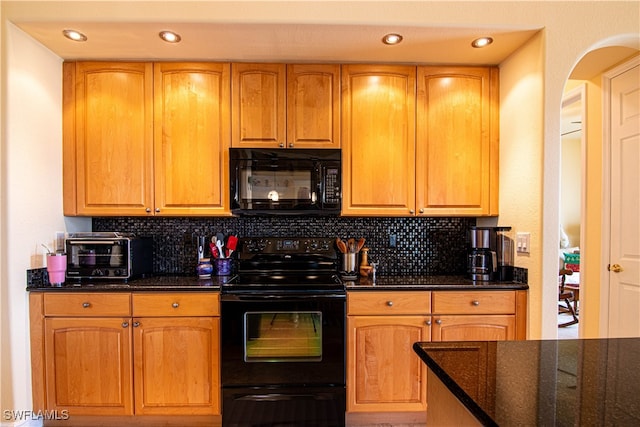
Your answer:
468;226;513;281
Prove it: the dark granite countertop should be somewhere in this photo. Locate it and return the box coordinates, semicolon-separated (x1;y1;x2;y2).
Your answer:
414;338;640;426
345;275;528;291
27;275;230;291
27;273;527;292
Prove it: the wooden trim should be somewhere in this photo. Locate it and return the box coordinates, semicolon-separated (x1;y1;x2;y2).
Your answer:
488;66;500;215
515;289;528;339
62;62;77;215
29;292;46;411
346;411;425;426
43;415;220;427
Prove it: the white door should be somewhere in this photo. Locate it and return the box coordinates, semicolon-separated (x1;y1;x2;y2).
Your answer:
606;56;640;338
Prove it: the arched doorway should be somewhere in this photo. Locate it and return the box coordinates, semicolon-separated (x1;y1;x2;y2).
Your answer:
558;40;639;339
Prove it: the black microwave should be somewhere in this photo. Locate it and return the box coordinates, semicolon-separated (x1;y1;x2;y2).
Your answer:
65;232;153;280
230;148;341;215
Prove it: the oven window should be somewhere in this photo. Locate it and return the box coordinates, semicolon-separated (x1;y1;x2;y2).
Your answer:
244;311;322;362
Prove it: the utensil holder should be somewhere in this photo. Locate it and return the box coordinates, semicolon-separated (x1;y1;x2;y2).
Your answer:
215;258;233;276
341;253;358;279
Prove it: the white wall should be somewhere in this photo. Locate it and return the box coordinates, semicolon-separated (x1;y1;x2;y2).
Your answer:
0;23;89;421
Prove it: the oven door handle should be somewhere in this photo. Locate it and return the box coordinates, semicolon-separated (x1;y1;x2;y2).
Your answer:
221;293;345;301
235;393;334;402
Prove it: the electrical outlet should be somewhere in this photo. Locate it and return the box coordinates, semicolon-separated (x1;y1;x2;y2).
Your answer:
516;232;531;254
55;231;65;252
389;234;397;248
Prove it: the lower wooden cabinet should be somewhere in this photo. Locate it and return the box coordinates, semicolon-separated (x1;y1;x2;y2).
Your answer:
133;316;219;415
347;316;431;412
431;290;527;342
346;289;526;414
347;291;431;413
30;292;220;418
44;316;134;415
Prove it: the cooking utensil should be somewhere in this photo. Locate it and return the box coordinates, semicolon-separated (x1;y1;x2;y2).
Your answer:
356;237;366;252
336;238;347;254
197;236;205;260
226;235;238;257
209;242;219;258
216;239;225;259
347;238;355;253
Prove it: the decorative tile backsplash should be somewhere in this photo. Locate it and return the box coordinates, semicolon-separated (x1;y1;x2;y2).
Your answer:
24;216;527;285
93;216;476;277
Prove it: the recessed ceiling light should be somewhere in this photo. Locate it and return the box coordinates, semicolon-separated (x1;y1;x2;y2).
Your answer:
62;29;87;42
159;31;181;43
471;37;493;48
382;33;403;45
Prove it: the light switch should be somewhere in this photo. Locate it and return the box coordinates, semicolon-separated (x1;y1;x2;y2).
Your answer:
516;232;530;254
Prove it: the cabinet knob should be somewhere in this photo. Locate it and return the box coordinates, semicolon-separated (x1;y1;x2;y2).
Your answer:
409;209;415;215
288;143;294;148
122;321;129;328
145;207;152;213
172;302;179;308
82;302;91;308
419;208;424;214
386;301;393;307
426;320;432;326
436;319;442;325
155;207;160;213
472;300;480;306
279;143;285;148
133;321;140;327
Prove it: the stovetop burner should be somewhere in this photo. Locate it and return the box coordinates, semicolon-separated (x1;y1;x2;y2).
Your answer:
222;237;344;295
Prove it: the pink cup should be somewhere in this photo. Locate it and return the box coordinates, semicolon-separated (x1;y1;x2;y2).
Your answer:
47;253;67;286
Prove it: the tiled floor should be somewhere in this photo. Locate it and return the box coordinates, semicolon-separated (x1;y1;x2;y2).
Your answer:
558;311;579;339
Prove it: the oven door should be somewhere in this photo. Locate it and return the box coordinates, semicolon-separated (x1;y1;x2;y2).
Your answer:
221;293;345;387
221;293;345;427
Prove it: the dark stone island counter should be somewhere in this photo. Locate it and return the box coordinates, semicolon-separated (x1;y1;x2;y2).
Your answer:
413;338;640;426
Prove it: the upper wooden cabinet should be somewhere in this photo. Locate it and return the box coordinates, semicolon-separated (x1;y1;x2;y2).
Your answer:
341;65;417;216
341;64;498;217
154;63;231;215
416;66;499;216
63;62;231;216
63;62;154;216
231;63;340;148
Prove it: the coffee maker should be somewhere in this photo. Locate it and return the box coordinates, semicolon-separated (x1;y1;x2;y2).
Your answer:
468;226;514;281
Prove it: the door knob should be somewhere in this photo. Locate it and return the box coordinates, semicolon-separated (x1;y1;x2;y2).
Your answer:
609;264;624;273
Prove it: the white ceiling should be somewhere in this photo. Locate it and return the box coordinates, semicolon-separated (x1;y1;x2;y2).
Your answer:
8;0;637;77
17;21;540;66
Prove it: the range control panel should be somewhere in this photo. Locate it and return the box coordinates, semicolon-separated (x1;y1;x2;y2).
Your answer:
239;237;335;255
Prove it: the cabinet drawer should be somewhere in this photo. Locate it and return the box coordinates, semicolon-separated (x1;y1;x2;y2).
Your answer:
432;291;515;315
44;292;131;316
348;291;430;315
132;293;220;316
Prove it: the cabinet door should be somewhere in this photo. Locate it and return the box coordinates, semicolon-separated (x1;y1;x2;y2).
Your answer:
154;63;231;215
231;63;286;147
44;317;133;415
416;66;499;216
347;315;429;412
287;64;340;148
133;317;220;415
432;315;516;342
67;62;154;216
341;65;416;216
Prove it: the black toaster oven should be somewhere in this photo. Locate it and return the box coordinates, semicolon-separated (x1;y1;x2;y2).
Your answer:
65;232;153;280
